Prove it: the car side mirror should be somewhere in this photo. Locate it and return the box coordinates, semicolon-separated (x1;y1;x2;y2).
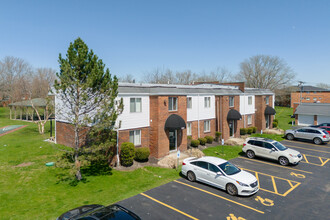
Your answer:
271;148;276;151
216;172;222;175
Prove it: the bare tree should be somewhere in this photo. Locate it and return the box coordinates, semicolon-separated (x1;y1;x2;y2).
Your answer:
315;83;330;89
236;55;295;90
197;67;232;83
175;70;198;84
143;67;176;84
30;68;56;98
118;74;135;83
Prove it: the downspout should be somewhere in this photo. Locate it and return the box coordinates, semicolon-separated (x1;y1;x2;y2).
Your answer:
220;96;222;137
197;93;200;138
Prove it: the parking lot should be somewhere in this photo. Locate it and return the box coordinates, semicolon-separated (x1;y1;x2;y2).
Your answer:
118;140;330;219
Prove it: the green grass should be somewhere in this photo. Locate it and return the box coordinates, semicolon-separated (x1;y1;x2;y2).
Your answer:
0;107;180;220
203;145;243;160
274;106;294;131
250;133;285;142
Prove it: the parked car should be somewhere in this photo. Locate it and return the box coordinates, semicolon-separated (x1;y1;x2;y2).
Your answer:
310;123;330;128
242;137;302;166
320;126;330;135
285;127;330;145
181;156;259;196
57;204;141;220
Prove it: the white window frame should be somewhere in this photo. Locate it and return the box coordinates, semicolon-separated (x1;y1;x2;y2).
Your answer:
187;122;192;135
265;96;269;105
248;96;252;105
229;96;234;107
204;97;210;108
129;130;141;145
247;115;252;125
130;98;142;113
168;97;178;111
204;120;210;132
306;97;310;101
187;97;192;109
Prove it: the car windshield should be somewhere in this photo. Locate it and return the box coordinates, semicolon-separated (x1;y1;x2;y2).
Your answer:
218;162;240;175
273;142;287;151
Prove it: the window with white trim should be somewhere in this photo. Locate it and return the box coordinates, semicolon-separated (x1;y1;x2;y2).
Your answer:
229;96;234;107
204;97;210;108
168;97;177;111
187;97;192;109
265;96;269;105
247;115;252;125
204;120;210;132
129;130;141;145
248;96;252;105
187;122;192;135
306;97;310;101
130;98;142;113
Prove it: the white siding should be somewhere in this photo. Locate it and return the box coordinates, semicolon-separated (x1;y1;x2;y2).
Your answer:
187;95;215;121
318;116;330;124
117;95;150;130
239;95;255;115
298;114;314;126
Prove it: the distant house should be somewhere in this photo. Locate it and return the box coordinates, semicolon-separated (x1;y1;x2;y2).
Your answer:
294;103;330;126
291;85;330;108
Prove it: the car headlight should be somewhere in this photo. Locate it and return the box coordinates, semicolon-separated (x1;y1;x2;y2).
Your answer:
236;180;249;187
289;154;297;158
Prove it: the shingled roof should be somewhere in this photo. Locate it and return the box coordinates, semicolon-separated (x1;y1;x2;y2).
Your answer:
295;103;330;116
9;98;48;107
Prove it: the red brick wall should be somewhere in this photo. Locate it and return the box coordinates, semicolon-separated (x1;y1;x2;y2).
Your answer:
291;92;330;108
255;95;274;131
149;95;187;159
56;121;89;148
118;127;150;149
188;119;216;140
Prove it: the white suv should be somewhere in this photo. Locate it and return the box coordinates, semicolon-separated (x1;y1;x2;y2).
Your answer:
242;138;302;166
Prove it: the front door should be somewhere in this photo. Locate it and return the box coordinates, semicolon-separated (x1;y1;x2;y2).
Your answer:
169;130;177;151
266;115;270;128
229;120;234;137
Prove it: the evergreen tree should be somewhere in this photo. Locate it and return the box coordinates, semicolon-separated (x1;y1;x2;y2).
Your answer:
54;38;122;181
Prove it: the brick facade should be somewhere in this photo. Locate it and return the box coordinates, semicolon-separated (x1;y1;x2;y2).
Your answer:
118;127;150;149
56;121;89;148
291;91;330;108
255;95;274;132
188;118;216;140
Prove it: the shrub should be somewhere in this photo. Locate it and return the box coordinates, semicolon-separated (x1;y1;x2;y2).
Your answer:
205;136;213;144
120;142;135;167
187;135;192;140
273;121;278;128
252;126;257;133
191;139;200;147
273;119;279;123
240;128;247;135
198;137;207;145
215;132;221;138
135;147;150;162
247;127;253;134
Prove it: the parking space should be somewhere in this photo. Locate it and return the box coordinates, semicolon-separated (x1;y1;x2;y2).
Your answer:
117;140;330;219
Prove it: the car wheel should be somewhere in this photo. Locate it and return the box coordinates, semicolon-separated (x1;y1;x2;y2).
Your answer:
313;137;322;145
278;156;289;166
226;183;238;196
246;150;255;159
286;134;294;140
187;171;196;182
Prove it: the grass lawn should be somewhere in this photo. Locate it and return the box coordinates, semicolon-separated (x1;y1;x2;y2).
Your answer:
203;145;243;160
274;106;294;131
0;107;180;220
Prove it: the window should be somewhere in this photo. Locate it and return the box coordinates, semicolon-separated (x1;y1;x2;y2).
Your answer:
187;122;192;135
204;120;210;132
204;97;210;108
130;98;141;113
168;97;177;111
306;97;310;101
247;115;252;125
187;97;192;109
319;97;322;100
313;97;317;101
208;163;220;173
229;97;234;107
248;96;252;105
265;96;269;105
129;130;141;145
191;161;208;169
263;142;274;149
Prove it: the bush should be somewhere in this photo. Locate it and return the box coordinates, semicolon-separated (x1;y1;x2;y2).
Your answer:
135;147;150;162
120;142;135;167
273;121;278;128
240;128;247;135
205;136;213;144
191;140;200;147
273;119;279;123
247;127;253;134
198;137;207;145
187;135;192;140
215;132;221;138
252;127;257;133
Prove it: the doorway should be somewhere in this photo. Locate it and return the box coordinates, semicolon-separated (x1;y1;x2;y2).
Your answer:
229;120;235;137
266;115;270;128
169;130;177;151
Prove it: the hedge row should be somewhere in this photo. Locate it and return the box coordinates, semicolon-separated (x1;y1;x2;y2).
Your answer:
120;142;150;166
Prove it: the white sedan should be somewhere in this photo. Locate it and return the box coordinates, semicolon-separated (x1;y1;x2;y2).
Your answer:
181;156;259;196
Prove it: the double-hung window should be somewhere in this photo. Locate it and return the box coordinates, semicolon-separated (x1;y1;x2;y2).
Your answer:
229;97;234;107
187;97;192;109
204;97;210;108
130;98;141;113
187;122;192;135
248;96;252;105
204;120;210;132
169;97;177;111
129;130;141;145
247;115;252;125
265;96;269;105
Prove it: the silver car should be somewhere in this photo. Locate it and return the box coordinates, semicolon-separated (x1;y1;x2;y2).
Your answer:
285;127;330;145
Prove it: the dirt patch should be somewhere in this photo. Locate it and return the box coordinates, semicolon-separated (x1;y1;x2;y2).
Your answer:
224;138;246;146
15;162;34;167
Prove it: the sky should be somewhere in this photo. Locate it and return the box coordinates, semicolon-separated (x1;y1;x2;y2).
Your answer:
1;0;330;85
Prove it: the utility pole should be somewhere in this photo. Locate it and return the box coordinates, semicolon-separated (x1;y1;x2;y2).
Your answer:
298;81;304;104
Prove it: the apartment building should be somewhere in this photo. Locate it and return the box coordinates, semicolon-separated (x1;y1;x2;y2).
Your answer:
55;82;275;160
291;86;330;108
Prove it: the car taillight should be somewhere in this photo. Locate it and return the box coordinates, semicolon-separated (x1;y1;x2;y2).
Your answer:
182;162;186;165
323;135;326;138
243;143;246;147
